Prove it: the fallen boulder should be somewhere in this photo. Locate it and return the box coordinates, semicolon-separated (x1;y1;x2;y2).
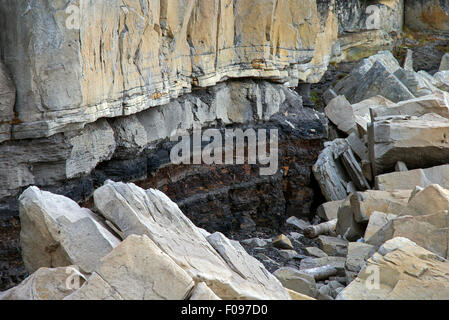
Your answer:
337;238;449;300
368;113;449;175
93;181;289;300
375;164;449;191
19;186;120;274
273;267;318;298
66;235;195;300
369;92;449;120
364;211;398;242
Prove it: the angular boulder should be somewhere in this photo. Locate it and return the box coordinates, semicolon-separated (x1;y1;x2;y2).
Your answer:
376;164;449;191
93;181;289;300
368;113;449;175
19;186;120;274
337;238;449;300
66;235;195;300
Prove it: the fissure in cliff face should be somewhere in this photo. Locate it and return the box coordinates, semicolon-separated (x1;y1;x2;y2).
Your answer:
0;0;448;291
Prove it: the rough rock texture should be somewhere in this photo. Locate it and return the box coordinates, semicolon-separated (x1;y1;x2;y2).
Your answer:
376;164;449;191
93;181;290;300
67;235;195;300
0;78;327;291
0;0;339;140
405;0;449;35
0;62;15;144
0;266;84;300
368;113;449;175
337;237;449;300
19;186;120;274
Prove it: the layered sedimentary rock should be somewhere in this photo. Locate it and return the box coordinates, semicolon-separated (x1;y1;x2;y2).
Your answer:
0;0;339;141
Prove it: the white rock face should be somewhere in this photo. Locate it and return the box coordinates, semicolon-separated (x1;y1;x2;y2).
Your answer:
68;235;195;300
0;266;85;300
93;180;290;300
19;186;121;274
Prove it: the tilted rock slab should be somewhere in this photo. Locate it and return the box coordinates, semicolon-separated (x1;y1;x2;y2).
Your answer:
376;164;449;191
93;181;290;300
66;235;195;300
367;185;449;259
19;186;121;274
368;113;449;175
337;237;449;300
370;92;449;121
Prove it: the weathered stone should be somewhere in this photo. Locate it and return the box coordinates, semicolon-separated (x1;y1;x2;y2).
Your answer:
0;62;15;143
350;190;411;223
241;238;270;248
361;160;373;182
440;53;449;71
367;211;449;259
364;211;398;241
0;266;84;300
336;197;365;241
66;119;116;179
351;95;394;136
189;283;221;301
286;216;311;232
305;247;328;258
273;234;294;250
304;219;338;238
393;68;436;98
345;242;374;276
376;164;449;191
317;236;348;257
317;200;344;222
334;52;412;104
207;231;289;297
400;184;449;217
0;0;338;140
279;250;302;260
346;132;368;161
273;267;318;298
77;235;194;300
93;181;289;300
337;238;449;300
300;265;338;281
434;71;449;91
19;186;120;274
64;272;123;300
370;92;449;120
369;113;449;175
325;96;356;134
313;139;351;201
300;256;346;275
404;0;449;35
